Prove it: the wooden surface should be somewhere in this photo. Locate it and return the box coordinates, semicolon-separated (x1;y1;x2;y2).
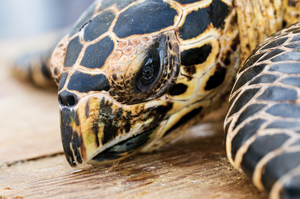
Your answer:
0;35;267;199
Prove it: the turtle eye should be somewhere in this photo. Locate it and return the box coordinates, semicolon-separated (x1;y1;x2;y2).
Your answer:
135;49;161;93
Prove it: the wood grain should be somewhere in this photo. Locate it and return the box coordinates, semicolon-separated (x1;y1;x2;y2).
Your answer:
0;128;267;199
0;35;268;199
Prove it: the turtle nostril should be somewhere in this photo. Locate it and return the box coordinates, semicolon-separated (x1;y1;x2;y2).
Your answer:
67;95;76;106
58;90;78;107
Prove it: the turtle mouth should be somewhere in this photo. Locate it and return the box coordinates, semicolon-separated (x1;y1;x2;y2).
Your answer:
60;94;172;167
88;126;158;165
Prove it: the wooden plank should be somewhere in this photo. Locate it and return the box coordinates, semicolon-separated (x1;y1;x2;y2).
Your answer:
0;35;63;165
0;127;267;199
0;73;61;164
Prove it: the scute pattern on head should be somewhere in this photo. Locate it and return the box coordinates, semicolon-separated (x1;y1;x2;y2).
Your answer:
83;10;116;42
177;0;230;41
80;36;115;69
64;36;83;67
50;35;69;85
51;0;239;168
69;1;100;37
113;0;179;38
67;71;110;92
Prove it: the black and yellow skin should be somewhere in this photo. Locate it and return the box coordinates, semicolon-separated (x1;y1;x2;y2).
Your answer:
12;0;300;198
51;0;240;167
225;23;300;199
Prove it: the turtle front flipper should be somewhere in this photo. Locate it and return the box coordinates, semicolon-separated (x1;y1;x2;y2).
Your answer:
11;47;57;89
225;22;300;198
11;28;70;89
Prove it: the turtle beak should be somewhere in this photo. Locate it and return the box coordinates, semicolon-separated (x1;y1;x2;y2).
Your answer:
60;94;172;167
60;96;100;167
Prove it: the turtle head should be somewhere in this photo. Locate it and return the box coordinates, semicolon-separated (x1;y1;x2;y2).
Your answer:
50;0;236;168
50;26;180;167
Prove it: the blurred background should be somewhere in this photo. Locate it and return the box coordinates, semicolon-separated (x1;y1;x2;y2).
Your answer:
0;0;94;61
0;0;94;39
